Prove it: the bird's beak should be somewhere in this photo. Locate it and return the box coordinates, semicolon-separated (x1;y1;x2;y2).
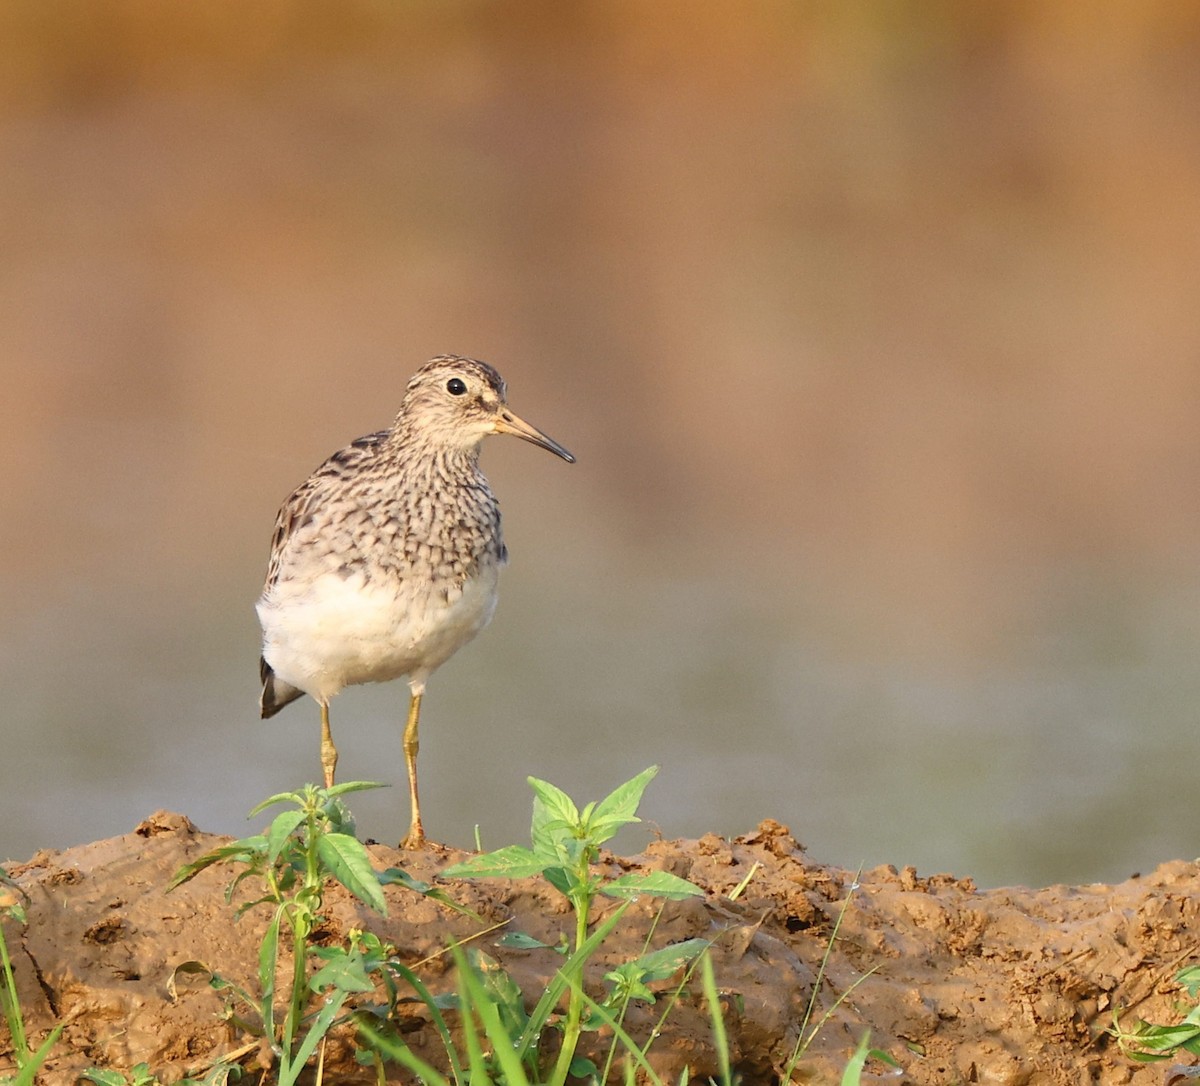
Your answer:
494;408;575;463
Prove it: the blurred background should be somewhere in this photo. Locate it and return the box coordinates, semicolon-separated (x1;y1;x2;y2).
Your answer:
2;3;1199;888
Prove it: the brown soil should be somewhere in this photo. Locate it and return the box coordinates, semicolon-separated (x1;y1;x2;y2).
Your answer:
3;811;1198;1085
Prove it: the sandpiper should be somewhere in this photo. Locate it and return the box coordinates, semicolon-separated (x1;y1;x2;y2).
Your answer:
256;355;574;847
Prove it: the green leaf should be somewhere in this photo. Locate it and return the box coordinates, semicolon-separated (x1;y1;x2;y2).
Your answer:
543;864;575;897
600;870;704;900
257;910;282;1039
604;938;709;1004
265;809;306;865
840;1032;872;1086
451;944;531;1086
1125;1021;1200;1052
231;882;275;915
529;776;580;848
496;931;552;950
324;780;388;798
376;867;481;919
590;763;657;820
469;948;529;1038
166;960;214;1002
442;844;549;881
869;1048;901;1070
320;800;356;839
609;938;709;986
309;950;375;994
588;766;659;838
569;1055;598;1079
584;816;640;845
249;790;304;817
1180;965;1200;998
608;973;656;1003
835;1031;898;1085
377;866;432;894
180;1060;243;1086
168;837;269;890
314;833;387;915
79;1068;132;1086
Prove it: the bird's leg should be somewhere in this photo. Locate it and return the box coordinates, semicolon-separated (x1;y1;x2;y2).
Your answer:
400;690;425;848
319;701;338;789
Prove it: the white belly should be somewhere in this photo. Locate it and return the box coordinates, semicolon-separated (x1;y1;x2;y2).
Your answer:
257;566;500;704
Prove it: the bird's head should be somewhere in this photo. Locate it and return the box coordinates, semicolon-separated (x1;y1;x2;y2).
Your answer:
397;355;575;462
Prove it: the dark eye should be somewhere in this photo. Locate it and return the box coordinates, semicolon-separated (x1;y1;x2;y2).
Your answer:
447;377;467;396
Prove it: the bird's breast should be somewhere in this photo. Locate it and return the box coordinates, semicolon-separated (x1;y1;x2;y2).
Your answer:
257;541;502;701
257;471;505;700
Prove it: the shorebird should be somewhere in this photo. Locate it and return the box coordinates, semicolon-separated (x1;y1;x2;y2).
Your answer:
256;355;574;847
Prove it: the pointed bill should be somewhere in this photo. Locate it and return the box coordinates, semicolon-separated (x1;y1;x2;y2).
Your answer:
494;408;575;462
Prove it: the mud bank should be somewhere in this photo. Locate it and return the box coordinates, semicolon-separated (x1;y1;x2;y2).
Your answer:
3;812;1198;1084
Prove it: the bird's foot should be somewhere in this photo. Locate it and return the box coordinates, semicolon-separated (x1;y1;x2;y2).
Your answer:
400;823;426;850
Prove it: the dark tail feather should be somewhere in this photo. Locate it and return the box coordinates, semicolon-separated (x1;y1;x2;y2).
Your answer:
260;657;306;718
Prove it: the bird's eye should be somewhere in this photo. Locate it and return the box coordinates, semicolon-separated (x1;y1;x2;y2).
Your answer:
446;377;467;396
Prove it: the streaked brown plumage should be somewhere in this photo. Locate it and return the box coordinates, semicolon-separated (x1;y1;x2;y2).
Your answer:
256;355;574;847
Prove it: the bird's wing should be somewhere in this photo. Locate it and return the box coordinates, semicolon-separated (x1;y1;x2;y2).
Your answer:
262;429;390;592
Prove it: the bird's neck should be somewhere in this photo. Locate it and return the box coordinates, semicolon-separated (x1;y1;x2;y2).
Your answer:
384;429;484;484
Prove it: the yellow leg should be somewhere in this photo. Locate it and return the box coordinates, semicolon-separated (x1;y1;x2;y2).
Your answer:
319;702;338;789
400;691;425;848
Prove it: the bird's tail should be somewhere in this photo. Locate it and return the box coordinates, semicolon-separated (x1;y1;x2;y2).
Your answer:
260;657;306;718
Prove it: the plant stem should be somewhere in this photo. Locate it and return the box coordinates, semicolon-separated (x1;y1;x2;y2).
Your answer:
548;866;593;1086
279;811;324;1084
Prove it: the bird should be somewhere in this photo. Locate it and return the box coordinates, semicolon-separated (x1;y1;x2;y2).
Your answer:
255;355;574;848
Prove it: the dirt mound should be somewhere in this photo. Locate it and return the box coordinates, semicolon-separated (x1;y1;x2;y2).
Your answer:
2;812;1198;1084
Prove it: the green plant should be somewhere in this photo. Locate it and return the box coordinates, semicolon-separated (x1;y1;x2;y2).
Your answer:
839;1031;891;1086
81;1058;244;1086
164;781;443;1086
779;870;894;1084
1111;964;1200;1061
0;866;62;1086
425;766;708;1085
360;941;735;1086
80;1063;162;1086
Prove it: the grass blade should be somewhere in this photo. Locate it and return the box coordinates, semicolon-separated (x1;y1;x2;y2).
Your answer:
452;943;532;1086
279;991;351;1086
12;1025;62;1086
699;952;730;1086
356;1018;452;1086
380;960;466;1084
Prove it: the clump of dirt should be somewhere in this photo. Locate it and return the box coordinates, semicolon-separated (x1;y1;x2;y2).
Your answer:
3;811;1199;1084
